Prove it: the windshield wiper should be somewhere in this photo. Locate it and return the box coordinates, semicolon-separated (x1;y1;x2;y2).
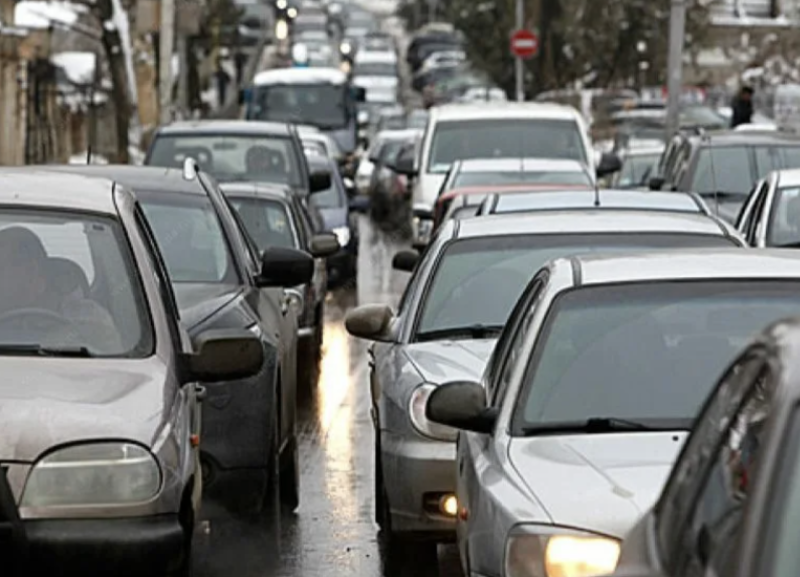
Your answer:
519;417;673;436
0;344;94;357
416;324;503;342
696;191;743;199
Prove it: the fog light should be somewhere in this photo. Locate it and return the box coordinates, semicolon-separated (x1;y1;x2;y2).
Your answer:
440;494;458;517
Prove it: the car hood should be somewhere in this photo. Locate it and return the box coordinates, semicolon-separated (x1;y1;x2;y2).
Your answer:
509;432;688;538
0;357;170;462
173;283;242;330
317;206;348;229
404;339;496;383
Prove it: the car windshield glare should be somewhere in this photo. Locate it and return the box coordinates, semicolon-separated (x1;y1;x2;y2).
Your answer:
428;119;587;173
147;134;303;187
229;197;297;250
139;192;238;284
512;281;800;433
0;211;152;357
414;233;741;342
453;170;592;187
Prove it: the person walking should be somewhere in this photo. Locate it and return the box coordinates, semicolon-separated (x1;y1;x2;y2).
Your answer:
731;86;754;128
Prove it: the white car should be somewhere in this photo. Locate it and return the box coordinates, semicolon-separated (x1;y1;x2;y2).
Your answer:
352;49;399;97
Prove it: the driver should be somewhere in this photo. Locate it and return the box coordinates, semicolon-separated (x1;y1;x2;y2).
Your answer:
0;226;122;352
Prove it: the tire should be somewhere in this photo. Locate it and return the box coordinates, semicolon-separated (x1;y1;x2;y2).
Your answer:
280;435;300;512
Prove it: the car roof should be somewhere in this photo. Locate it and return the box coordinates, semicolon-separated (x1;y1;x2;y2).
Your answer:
430;102;582;122
455;158;587;173
451;210;731;239
488;189;705;214
36;164;205;195
698;130;800;146
156;119;293;136
555;249;800;287
0;168;118;214
442;184;592;200
218;182;292;201
773;168;800;188
252;67;347;86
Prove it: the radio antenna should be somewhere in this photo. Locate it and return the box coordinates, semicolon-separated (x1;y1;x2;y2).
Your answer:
86;146;92;165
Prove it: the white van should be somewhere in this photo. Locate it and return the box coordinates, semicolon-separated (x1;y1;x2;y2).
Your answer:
406;102;610;245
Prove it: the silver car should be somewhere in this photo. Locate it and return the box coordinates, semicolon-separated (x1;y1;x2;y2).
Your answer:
426;249;800;577
0;171;263;574
345;209;746;553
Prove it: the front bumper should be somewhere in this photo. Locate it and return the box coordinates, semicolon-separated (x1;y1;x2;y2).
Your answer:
23;515;186;576
380;430;456;537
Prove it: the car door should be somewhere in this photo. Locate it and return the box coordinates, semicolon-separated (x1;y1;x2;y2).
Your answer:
294;196;326;313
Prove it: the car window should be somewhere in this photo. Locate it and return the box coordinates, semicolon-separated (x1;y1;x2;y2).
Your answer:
777;146;800;170
309;168;346;209
765;186;800;247
147;134;303;188
691;146;753;196
754;147;777;177
0;210;153;357
138;191;239;284
513;283;794;432
676;364;775;577
615;154;661;187
229;197;297;250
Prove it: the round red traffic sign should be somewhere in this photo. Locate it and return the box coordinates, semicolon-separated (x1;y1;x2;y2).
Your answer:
510;29;539;59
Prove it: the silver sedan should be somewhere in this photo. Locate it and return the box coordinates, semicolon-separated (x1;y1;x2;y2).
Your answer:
346;207;746;554
426;250;800;577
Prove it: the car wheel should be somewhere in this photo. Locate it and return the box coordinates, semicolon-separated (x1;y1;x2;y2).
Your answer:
280;434;300;512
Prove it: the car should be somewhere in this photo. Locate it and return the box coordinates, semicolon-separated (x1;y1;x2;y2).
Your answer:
220;181;340;390
425;249;800;577
648;129;800;222
403;102;620;246
610;145;665;189
352;50;399;102
41;163;313;513
144;120;333;200
297;125;345;164
0;169;264;575
344;210;748;555
375;105;407;134
736;168;800;248
406;108;429;130
613;316;800;577
305;153;359;286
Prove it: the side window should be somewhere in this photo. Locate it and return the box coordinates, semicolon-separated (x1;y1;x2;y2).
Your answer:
754;146;777;177
678;364;775;577
655;349;770;571
221;192;261;272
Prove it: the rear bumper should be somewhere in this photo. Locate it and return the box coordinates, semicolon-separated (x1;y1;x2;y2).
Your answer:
23;515;186;576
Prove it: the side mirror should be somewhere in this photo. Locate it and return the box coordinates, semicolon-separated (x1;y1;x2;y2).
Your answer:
309;168;332;193
426;381;496;434
256;246;314;287
345;303;396;342
353;85;367;102
596;151;623;178
413;205;433;220
392;250;419;272
309;232;340;257
393;149;417;177
349;195;370;213
188;328;264;382
648;175;666;191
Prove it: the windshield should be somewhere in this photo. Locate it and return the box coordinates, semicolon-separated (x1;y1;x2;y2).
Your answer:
453;170;592;188
0;211;152;357
147;134;303;188
691;146;753;196
615;153;661;187
513;281;800;432
228;198;297;250
354;62;397;77
250;83;350;129
378;139;407;164
138;192;238;285
427;119;587;173
766;186;800;246
415;233;740;340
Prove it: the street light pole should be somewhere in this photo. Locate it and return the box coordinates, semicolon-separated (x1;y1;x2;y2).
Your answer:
515;0;524;101
158;0;175;125
665;0;686;140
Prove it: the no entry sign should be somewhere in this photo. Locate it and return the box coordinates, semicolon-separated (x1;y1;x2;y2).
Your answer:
510;29;539;59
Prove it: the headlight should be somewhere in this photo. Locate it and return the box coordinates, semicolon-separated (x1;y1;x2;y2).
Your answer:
505;526;621;577
408;384;458;442
332;226;350;247
22;442;161;507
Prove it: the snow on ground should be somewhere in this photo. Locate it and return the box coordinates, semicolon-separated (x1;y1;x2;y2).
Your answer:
14;1;85;28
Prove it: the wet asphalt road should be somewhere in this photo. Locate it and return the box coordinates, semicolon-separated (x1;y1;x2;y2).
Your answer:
192;215;463;577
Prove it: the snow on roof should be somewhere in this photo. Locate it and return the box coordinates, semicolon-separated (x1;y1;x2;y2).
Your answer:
253;67;347;86
51;51;95;84
15;1;85;29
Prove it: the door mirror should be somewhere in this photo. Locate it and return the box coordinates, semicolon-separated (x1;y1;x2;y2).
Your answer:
413;205;433;220
309;233;340;257
596;151;623;178
426;381;496;434
256;246;314;287
345;304;396;342
392;250;419;272
349;195;370;213
352;85;367;103
309;168;332;193
649;175;666;191
188;328;264;382
391;146;417;177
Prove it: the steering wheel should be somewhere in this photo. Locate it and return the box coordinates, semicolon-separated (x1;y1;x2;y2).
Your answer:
0;308;72;332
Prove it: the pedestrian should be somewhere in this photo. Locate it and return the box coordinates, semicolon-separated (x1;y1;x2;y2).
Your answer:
731;86;754;128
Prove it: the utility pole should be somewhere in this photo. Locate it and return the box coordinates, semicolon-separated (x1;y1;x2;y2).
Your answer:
515;0;524;102
665;0;686;140
158;0;175;125
176;33;189;117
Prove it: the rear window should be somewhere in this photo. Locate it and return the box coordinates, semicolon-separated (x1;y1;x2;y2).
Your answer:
691;146;752;196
